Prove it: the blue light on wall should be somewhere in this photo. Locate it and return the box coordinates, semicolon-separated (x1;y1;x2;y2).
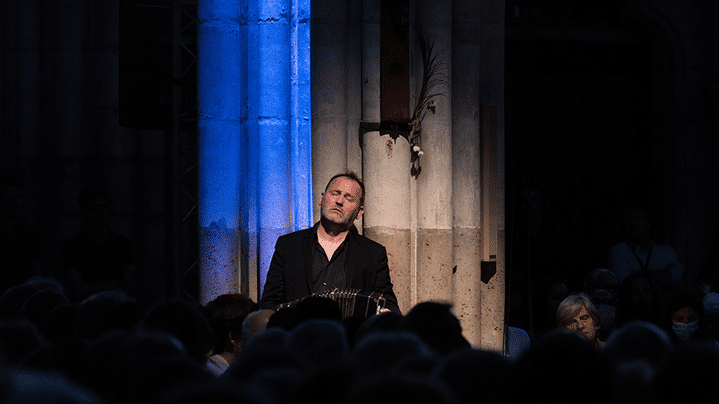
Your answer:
198;0;311;303
291;0;312;231
198;0;242;304
255;0;293;294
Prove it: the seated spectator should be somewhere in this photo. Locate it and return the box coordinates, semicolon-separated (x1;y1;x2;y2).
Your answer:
398;301;470;355
607;205;684;294
505;324;531;359
0;320;46;366
62;186;137;302
703;292;719;341
588;287;617;341
16;287;70;329
203;293;258;376
354;310;402;342
433;347;510;404
653;342;719;404
509;329;612;404
0;171;45;296
349;331;434;377
284;318;349;370
556;293;604;349
345;372;457;404
582;267;619;294
530;276;569;339
137;299;215;364
241;309;273;346
602;320;673;370
662;288;717;347
601;320;673;404
3;368;106;404
74;289;141;340
614;271;667;329
695;224;719;294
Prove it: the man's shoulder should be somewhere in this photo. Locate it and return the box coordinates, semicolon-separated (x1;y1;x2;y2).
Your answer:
348;230;386;252
275;226;315;245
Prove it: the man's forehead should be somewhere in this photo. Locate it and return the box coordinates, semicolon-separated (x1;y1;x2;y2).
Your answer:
328;176;361;192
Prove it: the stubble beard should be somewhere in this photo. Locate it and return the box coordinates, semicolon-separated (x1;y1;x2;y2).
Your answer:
320;203;358;235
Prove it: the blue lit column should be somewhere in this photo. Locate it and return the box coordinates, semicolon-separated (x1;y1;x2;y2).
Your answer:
248;0;313;297
291;0;312;231
197;0;242;304
199;0;311;303
255;0;293;295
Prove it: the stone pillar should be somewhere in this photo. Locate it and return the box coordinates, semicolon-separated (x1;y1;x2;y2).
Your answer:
312;0;348;221
346;0;363;180
478;0;505;352
413;0;453;303
197;0;243;305
256;0;293;296
451;0;482;347
362;0;413;314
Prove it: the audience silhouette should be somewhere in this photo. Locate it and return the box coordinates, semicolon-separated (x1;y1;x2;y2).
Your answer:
0;274;717;404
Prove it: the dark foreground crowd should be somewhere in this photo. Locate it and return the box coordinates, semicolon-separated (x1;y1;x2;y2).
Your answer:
0;276;718;404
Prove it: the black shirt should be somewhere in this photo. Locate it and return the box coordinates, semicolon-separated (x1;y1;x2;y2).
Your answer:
311;229;347;294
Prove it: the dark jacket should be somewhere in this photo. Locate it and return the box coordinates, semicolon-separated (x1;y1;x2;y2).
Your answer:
259;223;400;314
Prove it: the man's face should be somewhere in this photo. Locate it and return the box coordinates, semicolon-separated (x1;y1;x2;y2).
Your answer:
563;306;599;342
319;176;364;228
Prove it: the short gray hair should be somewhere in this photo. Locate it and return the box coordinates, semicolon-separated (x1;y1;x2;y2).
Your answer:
556;293;600;329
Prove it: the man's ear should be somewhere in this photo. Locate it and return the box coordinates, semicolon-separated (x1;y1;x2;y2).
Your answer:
354;206;364;221
318;193;324;206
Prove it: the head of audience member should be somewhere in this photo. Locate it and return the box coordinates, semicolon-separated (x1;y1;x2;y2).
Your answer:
349;331;434;377
345;372;458;404
609;359;656;404
0;284;39;320
0;320;46;366
532;276;569;337
652;342;719;404
589;288;617;341
154;379;271;404
615;271;665;327
603;321;673;369
433;347;511;404
556;293;602;347
663;288;710;345
2;369;107;404
40;303;79;343
398;301;470;355
126;354;215;404
509;330;611;404
204;293;258;365
354;310;402;343
703;292;719;341
222;330;303;404
289;362;357;404
138;299;215;364
74;289;140;340
583;268;619;294
241;309;273;346
16;287;70;329
284;318;349;369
